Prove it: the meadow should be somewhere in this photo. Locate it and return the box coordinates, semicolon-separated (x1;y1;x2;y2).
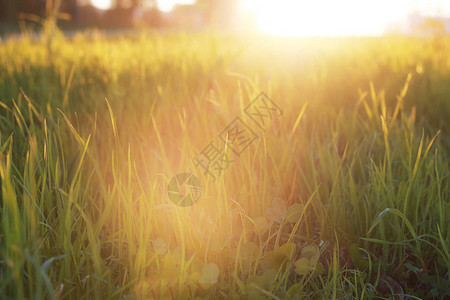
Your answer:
0;31;449;299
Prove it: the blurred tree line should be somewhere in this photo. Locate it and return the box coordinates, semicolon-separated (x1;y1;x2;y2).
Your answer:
0;0;48;22
0;0;237;28
0;0;143;26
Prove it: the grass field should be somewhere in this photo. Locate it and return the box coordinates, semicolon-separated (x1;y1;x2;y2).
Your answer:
0;31;449;299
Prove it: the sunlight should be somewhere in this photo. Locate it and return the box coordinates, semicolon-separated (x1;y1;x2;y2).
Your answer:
90;0;112;10
157;0;196;13
242;0;409;36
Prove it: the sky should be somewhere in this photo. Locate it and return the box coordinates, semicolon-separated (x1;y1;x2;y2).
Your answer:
88;0;450;16
88;0;450;35
239;0;450;36
409;0;450;16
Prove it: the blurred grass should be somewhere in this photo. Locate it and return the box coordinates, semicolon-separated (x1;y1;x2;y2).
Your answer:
0;32;448;299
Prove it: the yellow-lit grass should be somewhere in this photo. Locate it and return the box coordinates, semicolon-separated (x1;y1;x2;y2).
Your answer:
0;32;448;299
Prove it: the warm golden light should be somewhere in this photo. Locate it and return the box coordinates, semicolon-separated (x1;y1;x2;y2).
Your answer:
242;0;410;36
90;0;112;10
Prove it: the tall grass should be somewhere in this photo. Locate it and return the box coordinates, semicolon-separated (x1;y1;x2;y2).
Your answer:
0;32;448;299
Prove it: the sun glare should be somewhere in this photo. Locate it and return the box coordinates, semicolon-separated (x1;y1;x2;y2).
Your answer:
242;0;410;36
91;0;112;10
